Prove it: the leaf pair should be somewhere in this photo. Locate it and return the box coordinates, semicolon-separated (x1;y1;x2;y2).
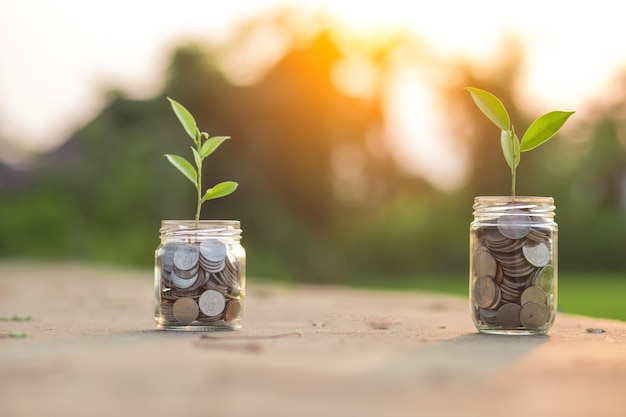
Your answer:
465;87;574;195
165;97;238;223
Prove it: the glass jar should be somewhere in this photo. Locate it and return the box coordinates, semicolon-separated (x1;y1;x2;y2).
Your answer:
155;220;246;331
470;197;557;335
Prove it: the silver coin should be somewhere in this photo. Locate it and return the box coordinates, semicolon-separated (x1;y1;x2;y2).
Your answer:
531;265;554;293
487;237;525;253
473;276;498;309
522;242;550;267
500;285;521;303
520;286;547;306
173;244;200;272
172;297;199;324
520;301;548;329
473;250;497;279
494;266;504;286
170;270;199;289
527;228;551;244
496;303;522;329
199;240;227;263
159;243;178;273
198;289;226;317
497;214;532;240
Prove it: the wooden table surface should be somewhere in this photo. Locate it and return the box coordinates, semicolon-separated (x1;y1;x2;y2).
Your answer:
1;263;625;417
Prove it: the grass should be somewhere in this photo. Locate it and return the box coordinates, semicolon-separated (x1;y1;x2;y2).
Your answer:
342;271;626;322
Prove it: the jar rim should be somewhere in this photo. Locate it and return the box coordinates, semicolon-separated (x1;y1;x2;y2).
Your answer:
159;220;242;240
161;220;240;227
473;196;555;218
474;196;554;203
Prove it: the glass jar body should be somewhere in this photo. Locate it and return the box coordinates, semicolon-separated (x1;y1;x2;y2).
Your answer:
154;220;246;331
470;197;557;335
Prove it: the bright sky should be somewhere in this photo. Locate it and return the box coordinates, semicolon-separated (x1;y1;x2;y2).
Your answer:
1;0;624;189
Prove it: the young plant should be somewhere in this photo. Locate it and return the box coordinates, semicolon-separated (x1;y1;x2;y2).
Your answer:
465;87;574;196
165;97;238;226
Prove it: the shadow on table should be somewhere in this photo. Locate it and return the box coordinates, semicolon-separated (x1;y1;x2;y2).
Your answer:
369;333;548;384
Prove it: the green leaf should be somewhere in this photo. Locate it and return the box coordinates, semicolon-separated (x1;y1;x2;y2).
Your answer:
167;97;198;142
500;130;518;169
191;147;203;169
165;154;197;186
201;181;238;202
520;110;575;152
465;87;511;131
200;136;231;158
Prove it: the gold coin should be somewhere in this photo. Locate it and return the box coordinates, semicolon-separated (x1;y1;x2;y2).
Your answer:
224;300;242;322
172;297;199;324
520;301;548;329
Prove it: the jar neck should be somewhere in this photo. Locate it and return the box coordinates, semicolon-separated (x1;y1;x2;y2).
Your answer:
160;220;242;243
473;196;555;220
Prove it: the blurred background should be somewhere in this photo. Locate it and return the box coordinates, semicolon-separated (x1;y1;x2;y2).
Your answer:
1;1;625;318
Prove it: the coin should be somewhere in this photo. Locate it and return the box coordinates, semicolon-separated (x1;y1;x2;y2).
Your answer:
527;228;551;245
159;243;178;273
174;244;200;269
224;300;242;321
520;286;547;306
497;214;532;240
173;245;200;279
522;242;550;267
494;266;504;286
172;297;199;324
473;250;497;279
198;289;226;317
199;240;227;263
496;303;522;329
531;265;554;292
170;270;199;290
519;301;548;329
473;276;498;309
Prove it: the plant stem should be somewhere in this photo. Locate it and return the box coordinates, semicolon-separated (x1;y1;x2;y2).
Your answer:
195;140;202;228
511;166;516;197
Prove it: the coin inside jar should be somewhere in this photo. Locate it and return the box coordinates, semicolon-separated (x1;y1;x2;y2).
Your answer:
532;265;554;292
520;301;548;329
522;241;551;267
473;250;497;279
473;276;498;309
172;297;199;324
496;303;522;329
224;300;242;322
198;289;226;317
497;214;532;240
520;285;547;306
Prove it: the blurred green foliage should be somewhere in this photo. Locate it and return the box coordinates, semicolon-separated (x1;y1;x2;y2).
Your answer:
1;11;625;285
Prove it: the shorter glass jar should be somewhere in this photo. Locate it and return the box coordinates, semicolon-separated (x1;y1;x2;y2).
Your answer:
154;220;246;331
470;197;557;335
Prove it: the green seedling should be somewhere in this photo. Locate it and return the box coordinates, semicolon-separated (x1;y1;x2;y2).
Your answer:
165;97;238;226
465;87;574;196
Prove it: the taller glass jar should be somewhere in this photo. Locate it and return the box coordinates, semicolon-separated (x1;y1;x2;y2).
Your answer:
155;220;246;331
470;197;557;335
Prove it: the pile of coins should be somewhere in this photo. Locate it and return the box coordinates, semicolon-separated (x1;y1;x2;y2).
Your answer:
157;240;243;326
471;213;554;330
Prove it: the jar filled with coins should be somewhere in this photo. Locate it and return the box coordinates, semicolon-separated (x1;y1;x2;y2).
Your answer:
155;220;246;331
470;197;557;335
